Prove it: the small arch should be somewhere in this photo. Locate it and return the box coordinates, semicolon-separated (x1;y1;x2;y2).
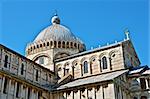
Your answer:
43;43;46;47
74;43;77;48
102;56;107;69
72;59;79;66
89;55;97;62
30;47;32;51
83;61;88;74
4;55;8;68
47;42;49;46
62;41;65;48
33;46;36;49
50;41;53;47
21;63;24;75
40;44;42;47
70;42;73;48
58;41;61;48
66;42;69;48
37;45;39;48
54;41;57;48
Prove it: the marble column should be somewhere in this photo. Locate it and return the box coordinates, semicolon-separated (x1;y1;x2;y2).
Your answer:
7;79;12;99
0;76;5;98
13;81;17;99
25;87;28;99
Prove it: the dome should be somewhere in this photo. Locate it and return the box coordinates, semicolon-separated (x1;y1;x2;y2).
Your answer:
34;24;81;43
34;15;83;44
26;14;86;56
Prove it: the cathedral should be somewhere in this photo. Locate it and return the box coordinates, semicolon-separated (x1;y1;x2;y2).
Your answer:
0;13;149;99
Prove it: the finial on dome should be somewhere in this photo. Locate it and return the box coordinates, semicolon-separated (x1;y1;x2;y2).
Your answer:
51;10;60;24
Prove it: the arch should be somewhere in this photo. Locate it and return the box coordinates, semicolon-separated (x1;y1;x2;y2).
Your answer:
70;42;73;48
40;44;42;47
102;56;107;69
83;61;88;73
74;43;77;48
4;55;8;68
47;42;49;46
66;42;69;48
37;45;39;48
33;46;36;49
50;41;53;47
54;41;57;48
62;41;65;48
109;50;119;58
63;62;70;76
72;59;79;66
32;53;50;61
89;55;97;62
58;41;61;48
43;42;46;47
30;47;32;51
21;63;24;75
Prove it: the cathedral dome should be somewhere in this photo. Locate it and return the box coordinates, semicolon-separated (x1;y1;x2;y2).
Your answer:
34;14;84;44
26;14;86;56
34;24;79;43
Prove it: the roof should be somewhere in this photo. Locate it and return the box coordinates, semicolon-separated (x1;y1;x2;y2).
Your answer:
57;69;128;90
142;69;150;75
128;65;148;75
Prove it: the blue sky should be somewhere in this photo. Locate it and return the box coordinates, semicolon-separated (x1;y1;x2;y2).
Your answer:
0;0;149;66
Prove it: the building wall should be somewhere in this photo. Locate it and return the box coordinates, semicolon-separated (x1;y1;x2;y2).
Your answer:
55;45;125;79
122;41;140;68
0;45;56;99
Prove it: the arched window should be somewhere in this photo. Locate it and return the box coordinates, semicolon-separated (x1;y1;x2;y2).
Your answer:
62;41;65;48
70;42;73;48
58;41;61;48
43;43;45;47
37;45;39;48
4;55;8;68
66;42;69;48
21;63;24;75
54;41;57;47
74;43;77;48
40;44;42;47
50;41;53;47
102;56;107;69
47;42;49;46
83;61;88;73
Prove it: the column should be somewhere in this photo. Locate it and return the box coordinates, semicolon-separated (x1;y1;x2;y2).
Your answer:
85;88;88;99
92;87;96;99
13;81;17;99
145;78;149;89
80;64;83;77
99;59;102;72
0;76;5;98
35;91;38;99
109;57;112;70
20;84;24;98
31;88;34;99
7;79;11;99
63;92;67;99
25;87;28;99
